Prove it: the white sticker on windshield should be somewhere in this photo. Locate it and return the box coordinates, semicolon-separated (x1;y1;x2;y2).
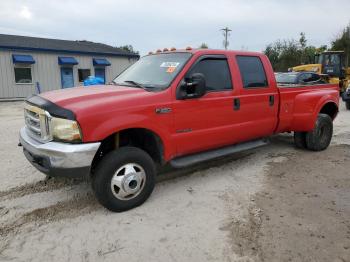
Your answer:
160;62;180;68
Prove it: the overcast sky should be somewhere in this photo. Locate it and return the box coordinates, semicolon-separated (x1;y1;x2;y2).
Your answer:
0;0;349;55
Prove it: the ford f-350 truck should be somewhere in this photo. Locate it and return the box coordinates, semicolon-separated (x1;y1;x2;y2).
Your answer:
19;49;339;212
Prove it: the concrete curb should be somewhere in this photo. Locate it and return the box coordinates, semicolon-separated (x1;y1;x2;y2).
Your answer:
0;98;26;102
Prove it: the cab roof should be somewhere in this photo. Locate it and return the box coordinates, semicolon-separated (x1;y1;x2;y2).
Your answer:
145;48;265;57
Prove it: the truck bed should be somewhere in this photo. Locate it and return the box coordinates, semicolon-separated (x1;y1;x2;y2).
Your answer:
276;83;339;133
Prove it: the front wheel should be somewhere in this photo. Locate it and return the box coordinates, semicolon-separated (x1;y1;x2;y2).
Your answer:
92;147;156;212
305;114;333;151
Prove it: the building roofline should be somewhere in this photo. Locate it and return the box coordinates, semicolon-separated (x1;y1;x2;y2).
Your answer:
0;45;140;58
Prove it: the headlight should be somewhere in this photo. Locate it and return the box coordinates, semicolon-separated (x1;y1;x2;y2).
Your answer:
51;117;82;142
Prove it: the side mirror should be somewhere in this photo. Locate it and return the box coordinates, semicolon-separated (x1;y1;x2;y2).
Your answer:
176;73;206;100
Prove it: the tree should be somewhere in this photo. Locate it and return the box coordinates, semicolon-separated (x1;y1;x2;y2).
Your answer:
299;32;307;64
331;23;350;65
264;39;301;71
264;33;325;71
116;45;139;54
199;43;209;49
317;45;328;53
299;32;307;48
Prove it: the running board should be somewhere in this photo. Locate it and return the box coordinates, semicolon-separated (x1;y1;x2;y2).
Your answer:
170;139;269;168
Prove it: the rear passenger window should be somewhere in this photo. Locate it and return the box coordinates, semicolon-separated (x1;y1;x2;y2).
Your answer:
188;58;232;91
236;56;268;88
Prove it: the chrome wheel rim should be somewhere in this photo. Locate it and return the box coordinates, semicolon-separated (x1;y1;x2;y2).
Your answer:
110;163;146;200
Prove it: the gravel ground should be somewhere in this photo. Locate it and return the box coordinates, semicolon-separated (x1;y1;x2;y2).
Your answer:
0;101;349;262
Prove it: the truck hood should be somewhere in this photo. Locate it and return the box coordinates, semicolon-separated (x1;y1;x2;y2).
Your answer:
39;85;153;115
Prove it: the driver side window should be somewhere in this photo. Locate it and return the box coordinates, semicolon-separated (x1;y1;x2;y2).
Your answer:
188;58;232;91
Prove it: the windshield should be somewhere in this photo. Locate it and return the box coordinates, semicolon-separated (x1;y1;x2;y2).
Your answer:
276;73;298;83
113;52;192;89
319;53;340;65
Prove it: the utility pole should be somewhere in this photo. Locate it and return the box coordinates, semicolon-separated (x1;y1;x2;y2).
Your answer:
221;27;232;50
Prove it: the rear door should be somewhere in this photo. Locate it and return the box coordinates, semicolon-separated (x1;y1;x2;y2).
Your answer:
234;55;279;141
173;55;241;156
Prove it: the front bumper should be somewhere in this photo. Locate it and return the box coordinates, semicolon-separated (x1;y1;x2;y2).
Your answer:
19;127;101;178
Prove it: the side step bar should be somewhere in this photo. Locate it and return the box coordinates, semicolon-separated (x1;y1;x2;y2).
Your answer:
170;139;269;168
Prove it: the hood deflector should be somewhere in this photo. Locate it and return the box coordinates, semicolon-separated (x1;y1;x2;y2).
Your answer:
26;95;76;120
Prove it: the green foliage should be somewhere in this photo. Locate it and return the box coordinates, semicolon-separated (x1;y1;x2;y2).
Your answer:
117;45;139;55
199;43;209;49
331;23;350;64
317;45;328;53
264;33;324;71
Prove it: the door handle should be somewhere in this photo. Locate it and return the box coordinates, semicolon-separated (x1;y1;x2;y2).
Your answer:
233;98;240;110
269;95;274;106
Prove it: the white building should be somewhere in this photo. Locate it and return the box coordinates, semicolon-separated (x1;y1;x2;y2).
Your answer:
0;34;139;99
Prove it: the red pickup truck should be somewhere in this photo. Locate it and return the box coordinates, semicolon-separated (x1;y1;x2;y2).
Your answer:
20;49;339;212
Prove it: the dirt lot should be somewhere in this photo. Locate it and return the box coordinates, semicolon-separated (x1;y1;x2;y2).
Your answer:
0;101;349;262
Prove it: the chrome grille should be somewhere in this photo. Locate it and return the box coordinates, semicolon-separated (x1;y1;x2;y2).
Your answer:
24;103;52;142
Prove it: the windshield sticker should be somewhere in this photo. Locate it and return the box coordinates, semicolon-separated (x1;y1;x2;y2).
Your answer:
166;67;176;73
160;62;180;68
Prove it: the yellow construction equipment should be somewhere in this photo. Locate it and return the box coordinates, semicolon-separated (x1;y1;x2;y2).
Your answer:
291;51;350;93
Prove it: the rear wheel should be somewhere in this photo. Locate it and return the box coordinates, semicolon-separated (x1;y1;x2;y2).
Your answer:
305;114;333;151
294;132;307;149
92;147;156;212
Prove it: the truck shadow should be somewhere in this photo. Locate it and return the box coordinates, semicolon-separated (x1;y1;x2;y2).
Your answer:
157;133;296;182
157;151;254;183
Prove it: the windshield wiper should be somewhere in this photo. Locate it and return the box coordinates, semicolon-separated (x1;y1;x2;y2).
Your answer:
113;80;157;90
124;80;147;89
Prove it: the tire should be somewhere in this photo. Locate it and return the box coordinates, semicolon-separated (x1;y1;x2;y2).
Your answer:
305;114;333;151
294;132;307;149
92;147;156;212
346;101;350;110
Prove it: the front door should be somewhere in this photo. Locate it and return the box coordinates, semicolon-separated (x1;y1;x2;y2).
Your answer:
61;67;74;88
173;55;240;156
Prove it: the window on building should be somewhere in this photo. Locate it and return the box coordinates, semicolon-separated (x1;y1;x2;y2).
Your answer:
188;58;232;91
14;67;32;84
78;69;91;82
236;56;268;88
